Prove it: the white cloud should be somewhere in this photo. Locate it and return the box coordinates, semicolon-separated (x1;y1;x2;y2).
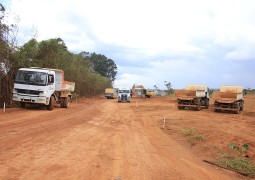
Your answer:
5;0;255;88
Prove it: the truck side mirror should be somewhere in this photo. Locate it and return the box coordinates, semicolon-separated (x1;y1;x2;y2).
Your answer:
48;74;54;84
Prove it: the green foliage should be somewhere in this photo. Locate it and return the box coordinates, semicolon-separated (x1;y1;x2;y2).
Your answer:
242;144;249;152
180;128;206;145
228;143;249;154
216;155;255;177
0;5;116;107
80;51;117;81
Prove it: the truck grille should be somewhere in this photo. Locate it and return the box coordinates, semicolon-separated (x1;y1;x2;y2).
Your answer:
121;94;127;100
16;88;41;95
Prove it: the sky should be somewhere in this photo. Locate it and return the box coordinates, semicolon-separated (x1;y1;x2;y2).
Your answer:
2;0;255;89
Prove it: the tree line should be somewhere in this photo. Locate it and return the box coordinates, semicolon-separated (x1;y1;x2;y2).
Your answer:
0;4;117;107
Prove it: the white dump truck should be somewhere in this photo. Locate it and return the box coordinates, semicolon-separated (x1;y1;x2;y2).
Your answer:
175;84;210;111
118;88;131;103
213;85;244;114
12;67;75;110
105;88;118;99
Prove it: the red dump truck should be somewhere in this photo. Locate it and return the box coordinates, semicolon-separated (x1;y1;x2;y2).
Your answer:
13;67;75;110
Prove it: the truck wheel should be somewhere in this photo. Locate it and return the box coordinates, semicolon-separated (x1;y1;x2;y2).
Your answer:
178;106;184;110
236;103;240;114
20;102;26;108
240;100;244;111
60;98;65;108
63;97;70;108
196;102;201;111
205;100;209;109
47;96;55;111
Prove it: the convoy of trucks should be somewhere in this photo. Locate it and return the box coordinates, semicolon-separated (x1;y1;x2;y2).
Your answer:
105;88;118;99
12;67;247;115
12;67;75;110
175;84;210;111
213;85;244;114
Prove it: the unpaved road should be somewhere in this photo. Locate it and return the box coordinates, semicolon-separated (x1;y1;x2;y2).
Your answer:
0;96;254;179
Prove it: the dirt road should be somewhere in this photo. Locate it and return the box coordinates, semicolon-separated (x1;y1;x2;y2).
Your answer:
0;97;252;179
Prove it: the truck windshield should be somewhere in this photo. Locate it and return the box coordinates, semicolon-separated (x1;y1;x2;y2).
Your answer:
15;70;47;86
119;90;130;93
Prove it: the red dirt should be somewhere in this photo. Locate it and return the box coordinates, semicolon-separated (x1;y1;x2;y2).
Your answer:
0;95;254;179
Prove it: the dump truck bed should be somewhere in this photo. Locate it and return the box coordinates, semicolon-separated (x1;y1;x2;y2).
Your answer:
175;89;206;100
214;92;243;103
62;81;75;92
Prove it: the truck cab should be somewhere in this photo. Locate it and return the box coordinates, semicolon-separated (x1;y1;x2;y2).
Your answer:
13;68;56;107
13;67;75;110
118;88;131;103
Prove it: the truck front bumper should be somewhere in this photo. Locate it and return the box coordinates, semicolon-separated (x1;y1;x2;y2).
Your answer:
13;94;49;105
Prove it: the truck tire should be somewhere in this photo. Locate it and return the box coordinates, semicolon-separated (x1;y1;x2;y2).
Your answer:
240;100;244;111
178;106;184;110
60;98;65;108
47;96;55;111
196;104;201;111
63;97;70;108
235;103;240;114
20;102;26;108
205;99;209;109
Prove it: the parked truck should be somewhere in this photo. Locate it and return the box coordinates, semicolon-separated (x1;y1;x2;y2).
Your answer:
175;84;210;111
145;89;155;98
213;85;244;114
118;88;131;103
105;88;118;99
12;67;75;110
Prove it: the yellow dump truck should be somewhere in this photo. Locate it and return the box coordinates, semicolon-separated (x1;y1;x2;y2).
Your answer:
145;89;155;98
213;85;244;114
175;84;210;111
105;88;118;99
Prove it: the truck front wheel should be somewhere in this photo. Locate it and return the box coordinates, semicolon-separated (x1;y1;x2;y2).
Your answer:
47;96;55;111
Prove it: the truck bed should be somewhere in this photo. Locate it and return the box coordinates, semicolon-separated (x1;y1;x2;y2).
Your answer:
214;92;243;103
175;89;205;99
62;81;75;92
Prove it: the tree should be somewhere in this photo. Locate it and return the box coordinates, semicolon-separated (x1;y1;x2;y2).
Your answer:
164;81;174;95
0;3;19;107
0;3;117;106
85;52;117;81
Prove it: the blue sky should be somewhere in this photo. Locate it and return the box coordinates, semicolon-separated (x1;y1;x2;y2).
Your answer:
2;0;255;89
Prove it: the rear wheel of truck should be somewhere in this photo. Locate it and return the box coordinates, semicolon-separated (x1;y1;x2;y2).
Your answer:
196;101;201;111
235;103;240;114
60;98;65;108
178;106;184;110
63;97;70;108
47;96;55;111
205;99;209;109
240;100;244;111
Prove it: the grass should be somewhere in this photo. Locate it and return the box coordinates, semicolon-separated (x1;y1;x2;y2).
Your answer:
216;154;255;177
247;90;255;95
180;128;206;145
